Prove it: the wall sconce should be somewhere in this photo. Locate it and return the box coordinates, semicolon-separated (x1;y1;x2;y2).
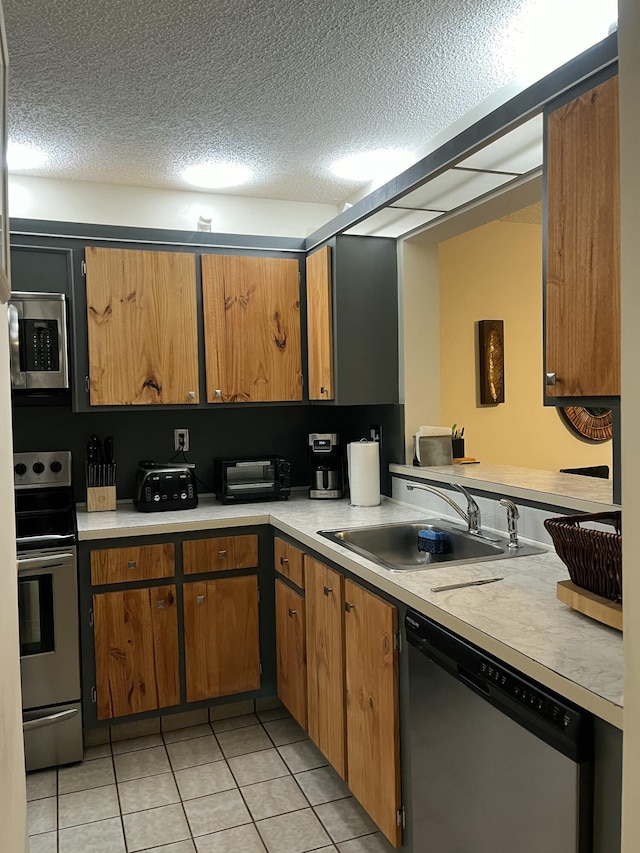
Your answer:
478;319;505;404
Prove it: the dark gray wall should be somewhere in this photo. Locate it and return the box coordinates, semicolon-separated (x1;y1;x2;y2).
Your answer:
12;403;404;500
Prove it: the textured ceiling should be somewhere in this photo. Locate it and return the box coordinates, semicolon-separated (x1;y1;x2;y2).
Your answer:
3;0;531;204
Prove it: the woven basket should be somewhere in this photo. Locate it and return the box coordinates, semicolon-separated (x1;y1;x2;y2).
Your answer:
544;511;622;603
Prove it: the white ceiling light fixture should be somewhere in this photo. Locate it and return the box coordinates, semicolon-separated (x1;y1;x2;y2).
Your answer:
181;161;253;190
330;149;415;185
7;141;49;171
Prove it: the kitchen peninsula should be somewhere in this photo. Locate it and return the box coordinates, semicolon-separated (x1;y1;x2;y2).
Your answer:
77;486;623;729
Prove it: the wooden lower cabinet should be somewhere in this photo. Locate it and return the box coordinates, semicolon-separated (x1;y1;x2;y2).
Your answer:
274;537;305;589
275;578;307;728
90;543;175;585
184;575;261;702
183;535;258;574
305;557;346;778
344;579;402;848
93;585;180;721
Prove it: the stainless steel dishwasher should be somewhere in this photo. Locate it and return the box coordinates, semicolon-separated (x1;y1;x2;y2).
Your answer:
405;610;593;853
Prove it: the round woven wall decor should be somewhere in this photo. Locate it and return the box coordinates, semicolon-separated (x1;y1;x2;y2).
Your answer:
559;407;613;442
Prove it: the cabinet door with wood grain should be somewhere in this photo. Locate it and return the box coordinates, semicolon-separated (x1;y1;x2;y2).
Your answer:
93;585;180;720
305;557;346;778
546;74;620;397
85;247;199;405
183;575;260;702
344;580;401;847
275;578;307;728
306;245;334;400
202;254;302;403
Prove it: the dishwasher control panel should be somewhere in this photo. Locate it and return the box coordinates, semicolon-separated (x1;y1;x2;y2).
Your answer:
477;660;574;730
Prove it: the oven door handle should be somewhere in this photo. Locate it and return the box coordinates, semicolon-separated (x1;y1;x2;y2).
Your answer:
18;552;75;570
8;303;25;388
17;534;77;546
23;708;79;733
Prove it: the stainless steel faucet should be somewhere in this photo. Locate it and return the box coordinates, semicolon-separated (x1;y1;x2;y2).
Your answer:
499;498;520;549
406;482;498;540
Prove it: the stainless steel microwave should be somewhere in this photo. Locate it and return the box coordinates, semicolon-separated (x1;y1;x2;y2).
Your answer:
8;291;69;390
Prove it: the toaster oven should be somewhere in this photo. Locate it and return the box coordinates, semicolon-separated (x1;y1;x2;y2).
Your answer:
214;457;291;504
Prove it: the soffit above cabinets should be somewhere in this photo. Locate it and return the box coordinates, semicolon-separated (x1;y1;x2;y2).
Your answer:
344;114;544;239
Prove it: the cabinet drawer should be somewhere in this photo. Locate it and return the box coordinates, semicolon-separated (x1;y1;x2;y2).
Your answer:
183;535;258;574
274;537;305;588
90;543;175;585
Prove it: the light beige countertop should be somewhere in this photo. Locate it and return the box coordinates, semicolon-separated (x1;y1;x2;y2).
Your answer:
390;462;617;513
77;492;624;729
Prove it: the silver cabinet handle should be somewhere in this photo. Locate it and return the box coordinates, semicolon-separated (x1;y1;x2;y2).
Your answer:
280;557;289;565
85;375;90;393
214;389;222;397
218;550;227;558
320;386;327;394
156;600;165;609
288;608;297;617
187;391;196;399
323;586;333;596
197;595;205;605
345;602;354;612
23;708;79;732
545;372;557;386
128;560;137;569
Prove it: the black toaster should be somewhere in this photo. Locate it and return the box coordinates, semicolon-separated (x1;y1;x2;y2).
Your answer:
133;461;198;512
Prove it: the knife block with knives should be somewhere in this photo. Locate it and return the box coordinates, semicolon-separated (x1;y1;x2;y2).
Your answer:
86;434;117;511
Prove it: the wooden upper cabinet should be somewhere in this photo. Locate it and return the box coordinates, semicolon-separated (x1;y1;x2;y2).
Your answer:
202;254;302;403
344;580;401;847
85;247;199;405
306;558;346;778
183;575;260;703
183;535;258;574
306;246;334;400
545;74;620;397
93;585;180;720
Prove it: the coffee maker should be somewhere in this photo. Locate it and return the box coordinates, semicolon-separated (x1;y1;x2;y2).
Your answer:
308;433;344;499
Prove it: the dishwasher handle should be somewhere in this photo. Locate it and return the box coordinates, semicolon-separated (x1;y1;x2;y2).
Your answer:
458;666;490;697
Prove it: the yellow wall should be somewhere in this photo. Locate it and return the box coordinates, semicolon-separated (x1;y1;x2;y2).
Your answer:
439;219;612;472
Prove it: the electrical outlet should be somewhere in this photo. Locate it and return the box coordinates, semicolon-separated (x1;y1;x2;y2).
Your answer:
370;424;382;443
174;429;189;452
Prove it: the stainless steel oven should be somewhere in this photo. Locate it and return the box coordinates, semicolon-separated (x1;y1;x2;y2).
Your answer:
8;291;69;390
15;451;82;771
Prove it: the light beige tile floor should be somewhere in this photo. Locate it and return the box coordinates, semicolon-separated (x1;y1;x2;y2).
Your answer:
27;704;393;853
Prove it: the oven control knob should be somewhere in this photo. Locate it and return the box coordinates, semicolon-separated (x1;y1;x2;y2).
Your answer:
50;460;62;473
14;462;27;476
32;462;45;475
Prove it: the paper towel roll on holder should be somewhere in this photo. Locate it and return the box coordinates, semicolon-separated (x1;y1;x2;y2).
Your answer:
347;439;381;507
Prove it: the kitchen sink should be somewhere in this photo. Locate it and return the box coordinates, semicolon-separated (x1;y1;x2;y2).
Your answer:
318;519;544;572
